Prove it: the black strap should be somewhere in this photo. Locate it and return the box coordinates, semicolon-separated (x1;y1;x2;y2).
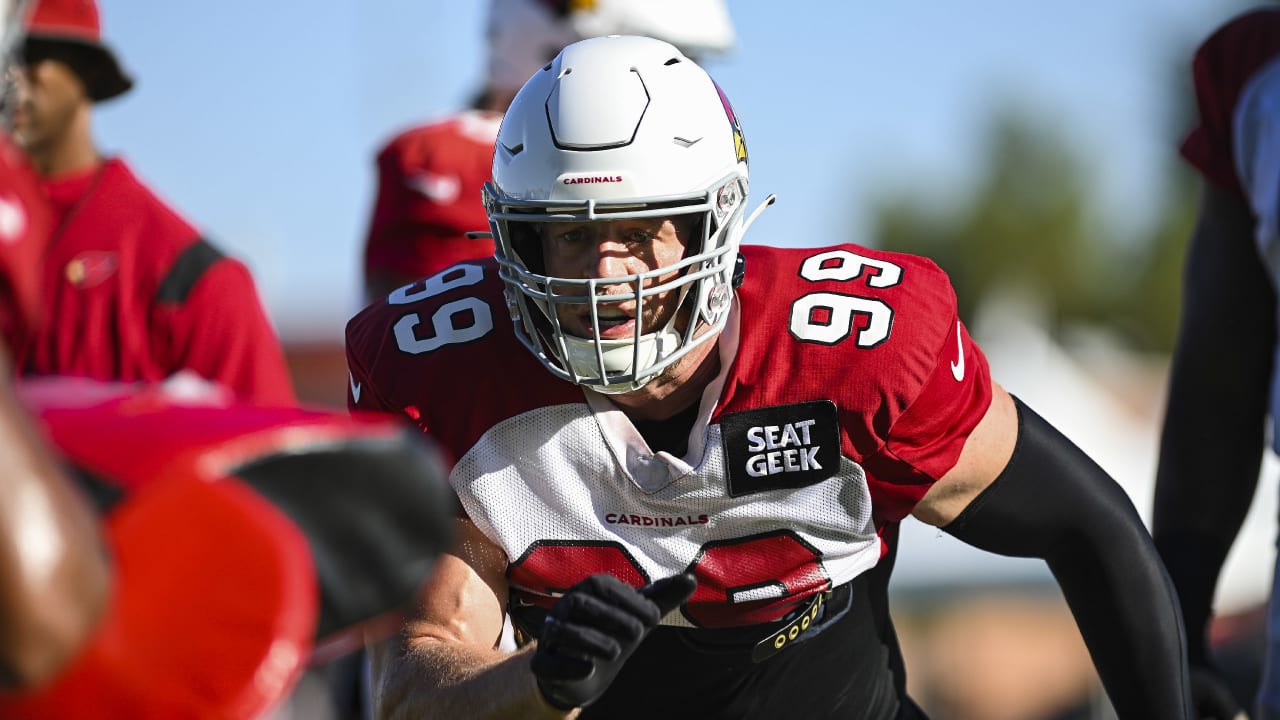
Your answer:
749;586;836;662
512;578;857;663
155;238;224;304
570;572;901;719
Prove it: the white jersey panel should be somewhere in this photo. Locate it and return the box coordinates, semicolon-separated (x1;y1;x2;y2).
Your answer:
450;402;881;628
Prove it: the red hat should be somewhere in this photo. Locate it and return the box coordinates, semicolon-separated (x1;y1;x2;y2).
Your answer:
23;0;133;102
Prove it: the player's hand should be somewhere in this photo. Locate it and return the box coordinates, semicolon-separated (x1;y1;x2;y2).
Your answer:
1189;664;1247;720
532;572;696;710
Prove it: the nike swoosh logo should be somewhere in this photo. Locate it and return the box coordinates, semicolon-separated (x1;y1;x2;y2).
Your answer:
949;321;965;382
349;369;362;404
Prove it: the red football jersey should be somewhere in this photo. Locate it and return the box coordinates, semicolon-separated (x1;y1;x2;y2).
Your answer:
17;158;296;405
346;242;992;630
363;111;502;286
1181;7;1280;196
0;133;53;352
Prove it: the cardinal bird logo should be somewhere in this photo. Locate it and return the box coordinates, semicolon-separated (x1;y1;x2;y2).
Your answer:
712;78;747;164
65;251;119;288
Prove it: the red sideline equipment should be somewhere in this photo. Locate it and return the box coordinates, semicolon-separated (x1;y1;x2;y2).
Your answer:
0;378;454;719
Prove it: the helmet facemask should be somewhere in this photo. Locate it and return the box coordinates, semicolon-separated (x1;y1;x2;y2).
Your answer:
488;173;747;393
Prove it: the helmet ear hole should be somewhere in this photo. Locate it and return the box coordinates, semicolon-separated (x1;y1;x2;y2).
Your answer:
508;221;545;275
679;214;706;258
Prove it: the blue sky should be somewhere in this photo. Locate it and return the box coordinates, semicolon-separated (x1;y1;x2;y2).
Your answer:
91;1;1250;341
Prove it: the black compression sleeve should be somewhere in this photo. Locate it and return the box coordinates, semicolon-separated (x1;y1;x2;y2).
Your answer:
942;396;1191;720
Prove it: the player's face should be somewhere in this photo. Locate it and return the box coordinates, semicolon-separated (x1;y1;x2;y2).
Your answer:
11;57;86;156
540;216;691;340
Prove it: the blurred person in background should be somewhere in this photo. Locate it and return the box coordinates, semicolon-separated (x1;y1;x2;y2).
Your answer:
0;10;458;713
0;3;459;716
0;3;452;714
360;0;735;303
8;0;295;405
1154;7;1280;720
348;35;1192;719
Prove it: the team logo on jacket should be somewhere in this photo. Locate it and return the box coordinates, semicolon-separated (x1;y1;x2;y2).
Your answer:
720;400;839;497
407;170;461;204
0;194;27;244
65;251;119;288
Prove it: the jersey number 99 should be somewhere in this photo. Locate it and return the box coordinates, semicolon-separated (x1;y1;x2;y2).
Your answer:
789;250;902;348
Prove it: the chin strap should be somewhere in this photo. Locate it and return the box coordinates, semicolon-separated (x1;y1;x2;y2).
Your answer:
729;194;775;290
563;329;680;394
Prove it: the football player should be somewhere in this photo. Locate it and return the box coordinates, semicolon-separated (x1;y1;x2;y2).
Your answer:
1154;7;1280;720
347;35;1193;719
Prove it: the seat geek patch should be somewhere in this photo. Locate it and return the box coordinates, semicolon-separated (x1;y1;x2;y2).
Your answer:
720;401;840;497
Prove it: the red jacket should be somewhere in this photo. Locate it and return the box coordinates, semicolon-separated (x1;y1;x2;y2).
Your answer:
18;158;296;405
363;110;501;289
0;134;53;351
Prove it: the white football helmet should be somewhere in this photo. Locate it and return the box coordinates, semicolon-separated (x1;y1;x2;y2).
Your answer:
486;34;767;394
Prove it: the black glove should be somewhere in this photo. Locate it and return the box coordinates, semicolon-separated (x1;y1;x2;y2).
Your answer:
532;572;697;710
1189;664;1246;720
